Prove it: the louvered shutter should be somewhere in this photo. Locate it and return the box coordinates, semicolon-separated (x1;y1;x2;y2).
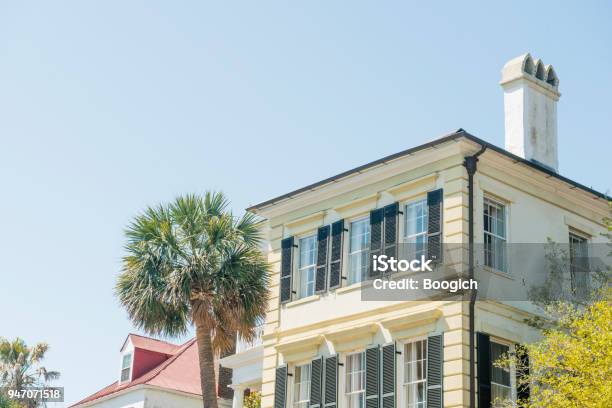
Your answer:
368;209;384;279
329;220;344;289
383;203;399;263
477;333;491;408
323;355;338;408
280;237;294;304
316;226;330;293
310;357;324;408
516;344;530;403
427;334;443;408
365;345;380;408
274;365;288;408
427;189;443;263
381;343;396;408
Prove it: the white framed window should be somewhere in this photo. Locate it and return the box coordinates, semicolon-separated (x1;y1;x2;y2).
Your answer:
569;232;589;298
490;342;512;407
120;353;132;382
403;339;427;408
404;199;428;259
297;235;317;298
484;197;507;272
292;363;311;408
345;352;366;408
348;217;370;284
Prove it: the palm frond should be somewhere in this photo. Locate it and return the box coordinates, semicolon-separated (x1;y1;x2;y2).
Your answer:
117;192;270;353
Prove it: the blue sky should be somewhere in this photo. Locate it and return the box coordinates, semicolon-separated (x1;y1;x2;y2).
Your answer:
0;1;610;406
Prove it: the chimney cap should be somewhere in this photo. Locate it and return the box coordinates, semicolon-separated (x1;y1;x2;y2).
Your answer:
500;53;560;94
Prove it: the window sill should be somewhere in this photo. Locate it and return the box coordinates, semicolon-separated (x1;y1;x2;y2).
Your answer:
483;265;514;280
335;281;363;294
285;294;320;308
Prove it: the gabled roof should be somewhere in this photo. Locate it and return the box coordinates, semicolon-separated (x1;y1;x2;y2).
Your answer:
246;129;608;213
71;338;200;407
123;333;181;355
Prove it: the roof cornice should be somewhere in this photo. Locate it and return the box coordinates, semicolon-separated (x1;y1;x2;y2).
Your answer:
246;129;608;218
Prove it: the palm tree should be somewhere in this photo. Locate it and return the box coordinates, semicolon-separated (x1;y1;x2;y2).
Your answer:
0;338;60;408
116;192;270;408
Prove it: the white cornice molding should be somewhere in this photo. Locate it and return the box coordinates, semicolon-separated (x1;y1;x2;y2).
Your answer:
333;192;379;214
323;322;379;342
275;334;325;355
380;308;442;332
219;345;263;369
478;155;608;223
284;211;326;229
257;141;465;220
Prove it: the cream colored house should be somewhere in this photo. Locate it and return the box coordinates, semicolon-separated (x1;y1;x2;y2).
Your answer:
221;54;609;408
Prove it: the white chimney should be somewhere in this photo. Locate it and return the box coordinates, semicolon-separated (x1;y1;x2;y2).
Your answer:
500;53;561;172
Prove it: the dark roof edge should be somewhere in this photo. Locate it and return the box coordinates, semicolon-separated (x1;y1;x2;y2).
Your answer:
247;129;608;212
461;131;609;201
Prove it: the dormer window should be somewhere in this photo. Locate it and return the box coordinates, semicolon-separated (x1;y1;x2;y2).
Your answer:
121;353;132;382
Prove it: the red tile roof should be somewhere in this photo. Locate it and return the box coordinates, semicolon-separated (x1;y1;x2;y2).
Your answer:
71;337;201;407
126;333;181;355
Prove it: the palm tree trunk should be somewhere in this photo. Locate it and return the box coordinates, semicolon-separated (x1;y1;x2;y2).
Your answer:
195;322;219;408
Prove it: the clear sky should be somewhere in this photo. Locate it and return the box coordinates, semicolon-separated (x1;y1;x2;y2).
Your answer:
1;1;610;406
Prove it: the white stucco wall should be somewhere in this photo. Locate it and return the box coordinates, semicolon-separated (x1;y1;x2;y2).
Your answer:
74;386;226;408
231;361;262;387
143;388;204;408
77;387;146;408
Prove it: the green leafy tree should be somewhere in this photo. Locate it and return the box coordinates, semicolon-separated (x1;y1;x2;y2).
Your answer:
495;298;612;407
243;391;261;408
0;391;21;408
527;203;611;326
494;206;612;407
116;192;270;408
0;338;59;408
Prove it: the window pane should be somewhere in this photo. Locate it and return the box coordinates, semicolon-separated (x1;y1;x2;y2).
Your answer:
496;206;505;237
346;393;365;408
490;342;511;407
345;352;366;408
405;200;428;237
404;340;427;408
299;236;316;268
122;354;131;369
491;383;511;408
490;343;510;385
484;199;507;272
293;364;311;408
570;233;589;298
405;200;428;259
349;219;370;284
298;236;317;298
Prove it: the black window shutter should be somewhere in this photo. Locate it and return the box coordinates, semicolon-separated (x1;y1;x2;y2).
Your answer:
383;203;399;262
310;357;324;408
427;334;443;408
365;345;380;408
315;226;330;293
280;237;294;304
329;220;344;289
274;365;288;408
477;333;491;408
368;209;384;279
381;343;396;408
323;355;338;408
516;344;530;402
427;189;443;263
